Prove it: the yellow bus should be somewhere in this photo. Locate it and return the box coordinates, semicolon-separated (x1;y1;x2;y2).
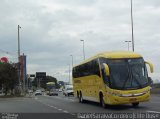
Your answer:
72;51;153;108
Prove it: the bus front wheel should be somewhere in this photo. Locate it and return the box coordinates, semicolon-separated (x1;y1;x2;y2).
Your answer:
100;95;106;108
132;102;139;107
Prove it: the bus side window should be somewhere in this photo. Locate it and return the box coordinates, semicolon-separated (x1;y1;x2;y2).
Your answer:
92;59;100;77
79;65;83;77
99;58;110;85
101;64;110;86
73;68;76;78
73;67;79;78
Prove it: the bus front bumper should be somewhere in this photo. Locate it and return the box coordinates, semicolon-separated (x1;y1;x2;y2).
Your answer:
104;91;150;105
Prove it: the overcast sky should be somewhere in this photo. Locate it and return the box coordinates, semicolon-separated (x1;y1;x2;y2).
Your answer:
0;0;160;82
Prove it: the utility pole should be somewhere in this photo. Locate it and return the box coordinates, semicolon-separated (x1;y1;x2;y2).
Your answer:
68;64;71;84
80;40;85;60
70;55;73;68
22;53;25;93
18;25;21;92
131;0;134;52
70;55;73;84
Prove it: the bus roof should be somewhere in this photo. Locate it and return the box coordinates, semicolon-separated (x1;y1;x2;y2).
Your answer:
74;51;142;67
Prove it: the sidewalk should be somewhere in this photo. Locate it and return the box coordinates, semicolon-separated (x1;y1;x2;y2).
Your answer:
0;93;28;98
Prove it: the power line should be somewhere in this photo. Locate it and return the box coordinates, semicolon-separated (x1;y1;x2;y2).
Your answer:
0;49;17;56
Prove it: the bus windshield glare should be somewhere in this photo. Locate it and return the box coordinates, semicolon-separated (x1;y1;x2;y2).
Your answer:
101;58;148;90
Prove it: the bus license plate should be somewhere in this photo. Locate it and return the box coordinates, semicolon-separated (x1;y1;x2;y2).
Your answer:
130;98;137;102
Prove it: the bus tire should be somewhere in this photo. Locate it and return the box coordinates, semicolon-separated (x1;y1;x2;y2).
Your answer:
132;102;139;107
79;92;84;103
100;94;106;108
77;91;79;98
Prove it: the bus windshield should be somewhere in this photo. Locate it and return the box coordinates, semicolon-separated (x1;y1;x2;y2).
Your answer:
101;58;148;90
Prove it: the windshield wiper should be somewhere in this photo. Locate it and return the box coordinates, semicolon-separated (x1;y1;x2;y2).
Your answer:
130;65;142;88
122;63;130;89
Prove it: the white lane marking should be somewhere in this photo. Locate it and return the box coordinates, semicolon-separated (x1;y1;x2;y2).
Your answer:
42;103;46;105
71;113;76;116
150;101;160;104
146;111;160;113
43;94;76;101
34;97;71;113
35;97;38;100
1;99;28;102
69;99;75;102
63;110;69;113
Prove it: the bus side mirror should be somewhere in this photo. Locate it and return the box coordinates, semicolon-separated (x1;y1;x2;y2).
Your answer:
145;61;154;73
103;63;110;76
148;77;153;86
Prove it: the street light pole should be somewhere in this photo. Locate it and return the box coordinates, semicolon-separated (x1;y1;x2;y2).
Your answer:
18;25;21;86
80;39;85;60
131;0;134;52
70;55;73;68
125;41;131;51
68;64;71;84
70;55;73;85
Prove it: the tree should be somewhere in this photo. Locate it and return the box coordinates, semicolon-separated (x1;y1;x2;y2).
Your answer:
45;76;60;89
0;62;18;95
32;75;60;89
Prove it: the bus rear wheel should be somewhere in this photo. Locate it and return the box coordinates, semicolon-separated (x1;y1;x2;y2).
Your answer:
77;91;79;98
79;92;84;103
132;102;139;107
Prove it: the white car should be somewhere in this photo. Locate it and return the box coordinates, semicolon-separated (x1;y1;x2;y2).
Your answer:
35;90;42;96
28;90;33;93
48;89;58;96
63;85;74;96
58;89;63;92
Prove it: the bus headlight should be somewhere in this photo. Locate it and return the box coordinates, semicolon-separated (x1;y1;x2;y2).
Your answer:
111;92;122;96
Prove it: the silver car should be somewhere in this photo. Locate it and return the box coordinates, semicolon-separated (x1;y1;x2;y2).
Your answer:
35;90;42;96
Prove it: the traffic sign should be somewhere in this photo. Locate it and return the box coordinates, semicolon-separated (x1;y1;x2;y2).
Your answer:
36;72;46;78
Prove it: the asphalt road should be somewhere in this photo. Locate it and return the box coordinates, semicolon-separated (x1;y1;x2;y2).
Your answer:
0;92;160;119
